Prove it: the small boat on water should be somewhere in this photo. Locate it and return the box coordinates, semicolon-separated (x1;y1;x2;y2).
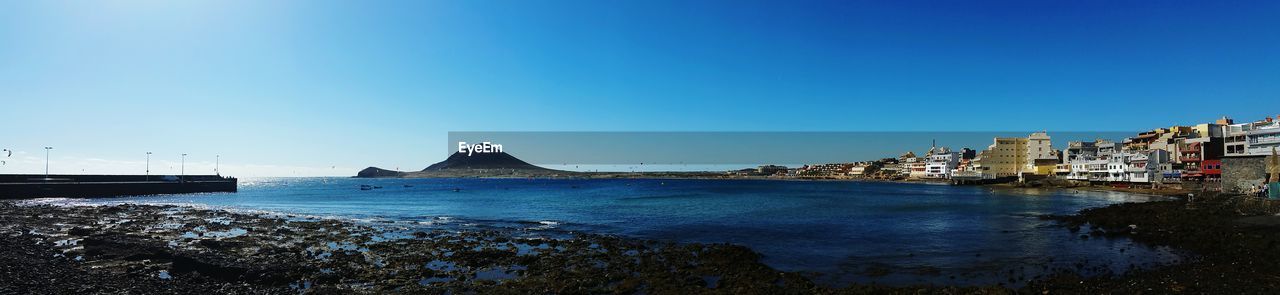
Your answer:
360;185;373;190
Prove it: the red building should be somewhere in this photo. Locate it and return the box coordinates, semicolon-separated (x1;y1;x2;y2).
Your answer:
1179;132;1225;181
1200;159;1222;179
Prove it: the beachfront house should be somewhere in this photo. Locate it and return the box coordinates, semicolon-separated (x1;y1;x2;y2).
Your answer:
1123;150;1170;184
1224;115;1280;157
847;162;880;178
925;147;960;179
1063;141;1099;181
1107;153;1127;182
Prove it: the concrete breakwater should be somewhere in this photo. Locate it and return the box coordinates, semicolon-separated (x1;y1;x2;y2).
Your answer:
0;174;236;199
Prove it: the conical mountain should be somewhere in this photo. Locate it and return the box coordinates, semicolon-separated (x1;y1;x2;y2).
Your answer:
423;151;548;171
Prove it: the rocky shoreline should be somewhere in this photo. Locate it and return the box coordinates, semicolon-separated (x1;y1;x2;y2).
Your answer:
1032;192;1280;293
3;193;1278;294
0;202;837;294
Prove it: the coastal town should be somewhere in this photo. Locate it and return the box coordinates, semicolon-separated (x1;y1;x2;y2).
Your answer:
734;115;1280;197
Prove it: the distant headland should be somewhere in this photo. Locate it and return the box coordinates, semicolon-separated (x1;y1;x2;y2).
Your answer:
357;151;573;178
356;152;724;179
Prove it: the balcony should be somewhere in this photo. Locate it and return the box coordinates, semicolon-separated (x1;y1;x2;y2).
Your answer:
1249;136;1280;145
1247;126;1280;135
1246;147;1280;155
1179;157;1202;163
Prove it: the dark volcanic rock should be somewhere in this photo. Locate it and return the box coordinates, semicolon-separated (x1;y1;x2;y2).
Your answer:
83;233;173;261
0;204;290;294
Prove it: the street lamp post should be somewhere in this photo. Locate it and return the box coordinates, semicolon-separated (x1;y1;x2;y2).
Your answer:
43;147;52;179
180;153;187;183
146;152;152;181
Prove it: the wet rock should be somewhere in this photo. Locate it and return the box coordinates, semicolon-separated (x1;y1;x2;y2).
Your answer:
6;194;1280;294
67;227;94;236
82;234;173;261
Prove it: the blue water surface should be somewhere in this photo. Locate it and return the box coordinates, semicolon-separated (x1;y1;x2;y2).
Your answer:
78;177;1182;286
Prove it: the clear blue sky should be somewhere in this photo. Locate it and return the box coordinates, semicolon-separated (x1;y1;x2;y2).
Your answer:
1;0;1277;176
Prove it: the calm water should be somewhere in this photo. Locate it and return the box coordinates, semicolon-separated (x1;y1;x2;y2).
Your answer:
70;177;1181;286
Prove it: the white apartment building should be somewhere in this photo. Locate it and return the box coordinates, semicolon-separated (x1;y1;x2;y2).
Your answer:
1098;150;1172;183
1064;139;1122;181
1085;159;1109;182
1106;154;1127;182
925;147;960;179
1224;116;1280;157
1125;152;1152;183
1125;151;1167;183
1063;141;1098;181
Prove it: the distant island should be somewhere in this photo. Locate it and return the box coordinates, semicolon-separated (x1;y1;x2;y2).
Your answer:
357;151;564;178
356;152;724;179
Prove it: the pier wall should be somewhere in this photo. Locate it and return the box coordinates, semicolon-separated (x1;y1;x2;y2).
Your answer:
0;174;237;199
1222;156;1267;193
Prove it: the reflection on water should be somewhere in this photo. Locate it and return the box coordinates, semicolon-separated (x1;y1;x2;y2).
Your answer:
69;177;1178;287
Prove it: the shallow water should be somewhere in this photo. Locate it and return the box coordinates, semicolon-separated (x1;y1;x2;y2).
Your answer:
67;177;1181;287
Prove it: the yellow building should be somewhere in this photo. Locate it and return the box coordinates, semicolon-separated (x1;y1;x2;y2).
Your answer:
974;137;1027;177
973;132;1059;177
1032;158;1059;175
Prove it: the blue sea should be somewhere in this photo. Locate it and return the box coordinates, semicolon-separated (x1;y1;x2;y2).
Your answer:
68;178;1182;286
